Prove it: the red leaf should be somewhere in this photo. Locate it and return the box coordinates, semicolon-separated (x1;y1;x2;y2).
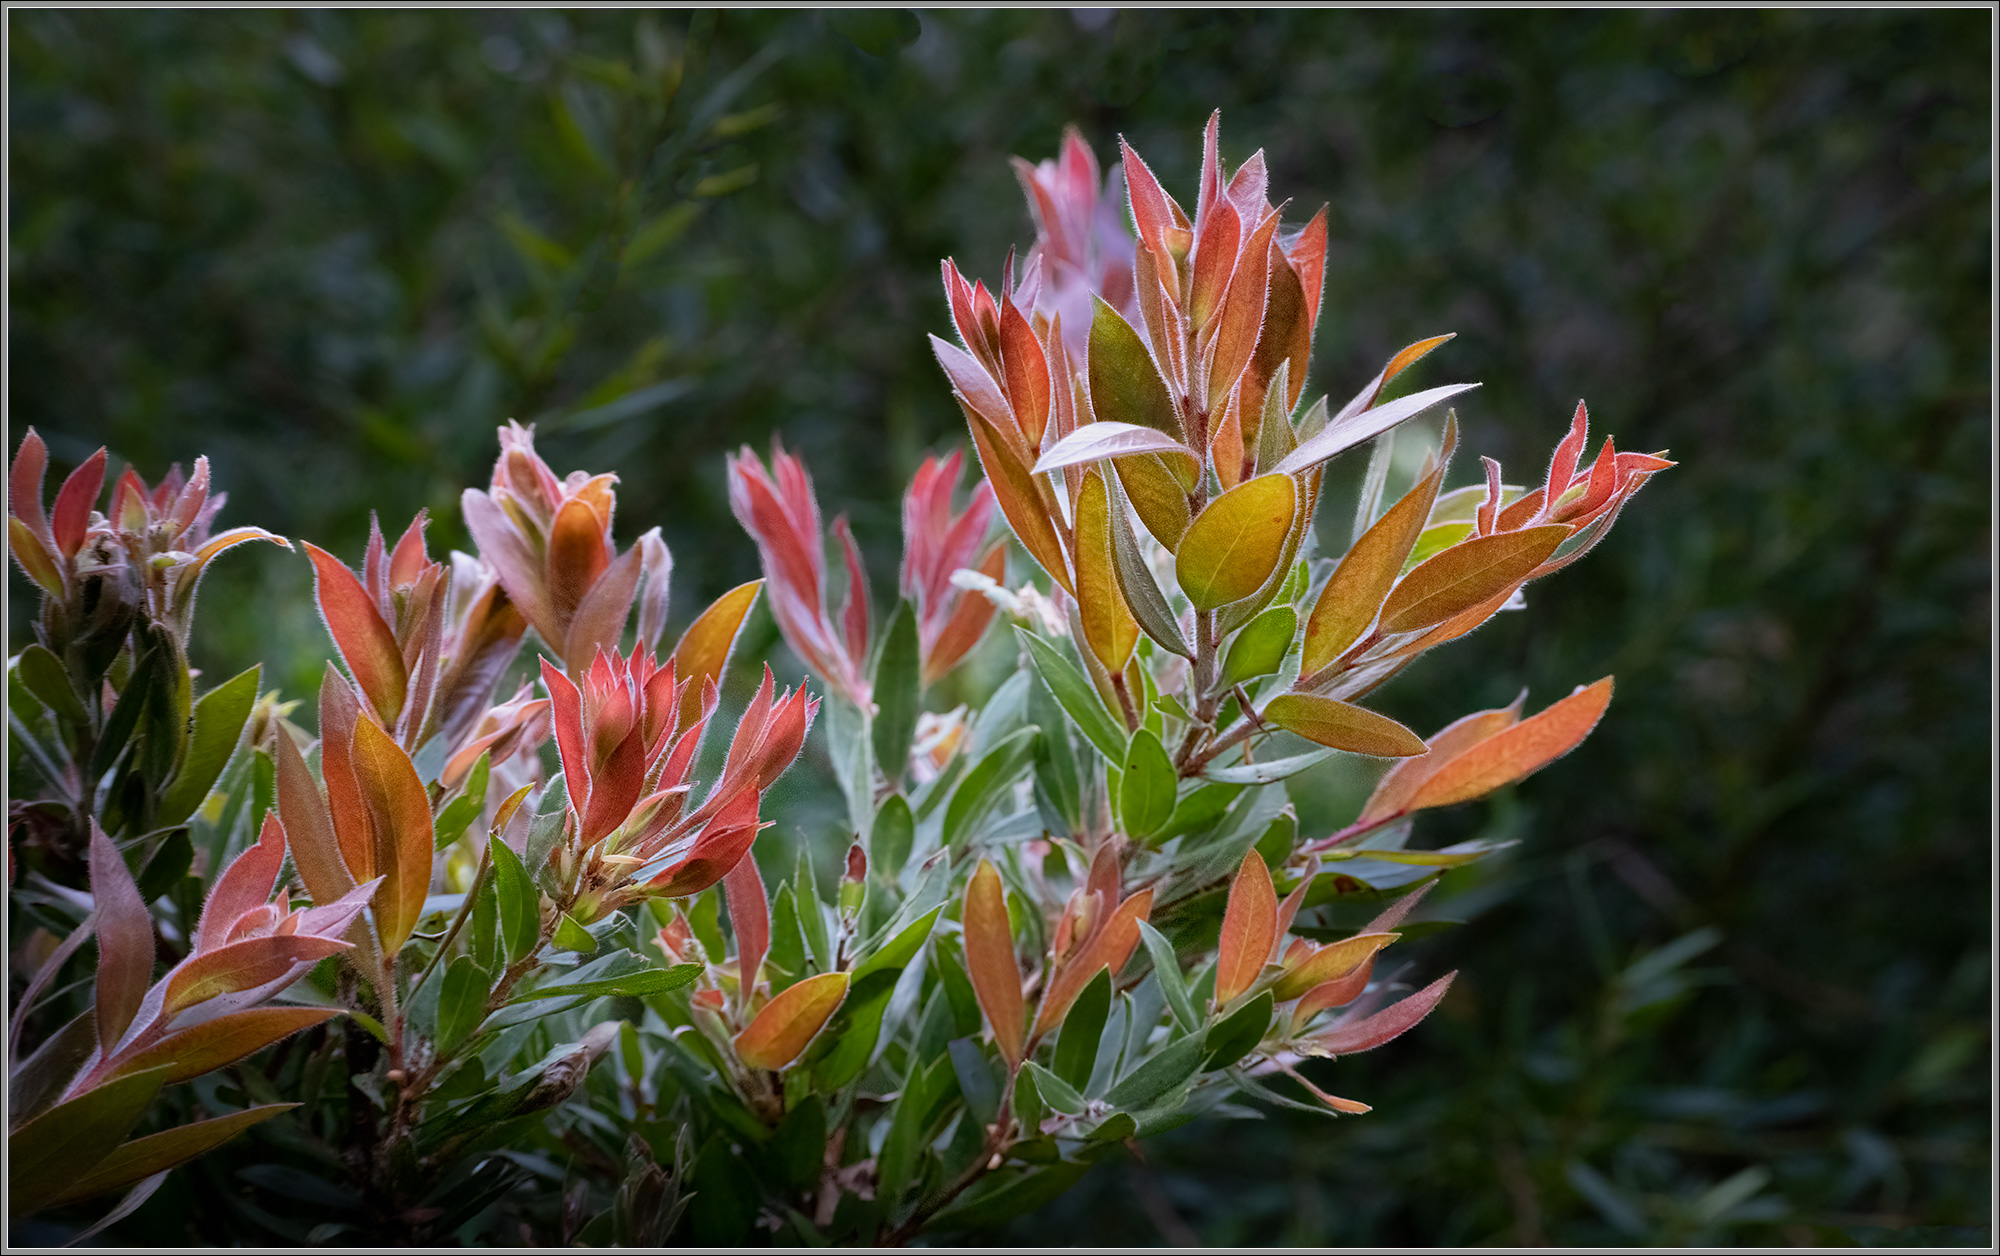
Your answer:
89;825;154;1055
1358;695;1525;825
305;542;408;727
50;448;106;559
193;814;285;955
161;935;347;1018
724;850;770;1005
1315;971;1456;1056
10;428;51;540
347;713;435;953
1000;297;1052;447
105;1007;337;1086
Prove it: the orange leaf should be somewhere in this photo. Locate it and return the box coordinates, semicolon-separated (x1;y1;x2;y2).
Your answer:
1035;888;1153;1035
1302;457;1446;675
1272;931;1399;1001
735;970;849;1071
1358;695;1525;825
666;580;762;735
1376;525;1568;635
1214;850;1278;1006
1332;334;1458;424
348;714;435;954
1207;208;1280;412
106;1008;338;1086
1295;955;1378;1021
305;542;407;727
1263;694;1427;758
922;542;1004;685
546;495;612;624
1404;678;1613;812
963;860;1025;1066
963;398;1073;595
162;935;350;1017
1000;298;1051;448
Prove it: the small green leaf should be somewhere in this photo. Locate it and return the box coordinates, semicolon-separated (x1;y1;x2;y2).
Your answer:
1105;1030;1207;1111
436;957;491;1051
1012;1060;1047;1129
137;828;193;901
794;852;833;973
1203;991;1274;1071
1023;1060;1087;1115
488;839;540;965
1202;749;1333;785
1135;921;1198;1031
870;604;918;785
806;908;940;1090
870;794;914;884
942;726;1038;854
17;644;87;727
554;912;598;954
432;752;491;850
1117;728;1175;840
157;665;260;827
509;958;701;1004
766;885;809;993
1223;607;1297;687
1017;626;1125;761
1053;968;1111;1092
947;1037;1000;1125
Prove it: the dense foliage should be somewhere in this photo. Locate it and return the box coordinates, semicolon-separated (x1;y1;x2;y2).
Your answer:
8;8;1989;1247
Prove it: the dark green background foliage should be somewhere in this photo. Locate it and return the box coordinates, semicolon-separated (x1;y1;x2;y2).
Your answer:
9;8;1989;1246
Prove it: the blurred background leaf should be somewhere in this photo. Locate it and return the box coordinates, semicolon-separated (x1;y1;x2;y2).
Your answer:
9;8;1987;1246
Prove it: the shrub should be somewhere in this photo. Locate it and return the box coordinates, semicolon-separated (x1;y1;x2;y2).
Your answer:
7;114;1662;1245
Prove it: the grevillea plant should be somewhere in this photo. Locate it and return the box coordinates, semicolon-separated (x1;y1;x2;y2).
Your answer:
6;113;1667;1246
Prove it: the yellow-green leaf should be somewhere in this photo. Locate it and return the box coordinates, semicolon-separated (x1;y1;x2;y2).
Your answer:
1262;694;1427;758
1302;464;1444;673
1074;469;1138;676
1113;453;1194;548
1175;475;1297;611
1088;295;1181;439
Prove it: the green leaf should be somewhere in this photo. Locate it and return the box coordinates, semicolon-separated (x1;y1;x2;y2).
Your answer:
1027;676;1081;833
1088;295;1181;438
508;957;701;1004
823;692;875;839
1016;626;1125;760
929;1162;1091;1233
7;1010;96;1128
1157;781;1246;840
794;851;833;973
157;665;259;827
1105;1030;1208;1111
942;726;1038;854
488;839;540;965
1202;748;1334;785
1012;1060;1046;1130
1175;476;1298;611
40;1103;298;1212
1203;991;1274;1071
1053;968;1111;1092
437;957;492;1051
766;885;809;993
877;1054;955;1205
554;912;598;954
871;601;921;783
769;1096;826;1194
432;752;491;850
1117;728;1176;840
1106;475;1193;658
870;794;914;894
137;828;193;901
947;1037;1000;1125
806;907;939;1090
8;1065;170;1216
1223;607;1297;688
17;643;87;727
1135;922;1198;1031
1023;1060;1087;1116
